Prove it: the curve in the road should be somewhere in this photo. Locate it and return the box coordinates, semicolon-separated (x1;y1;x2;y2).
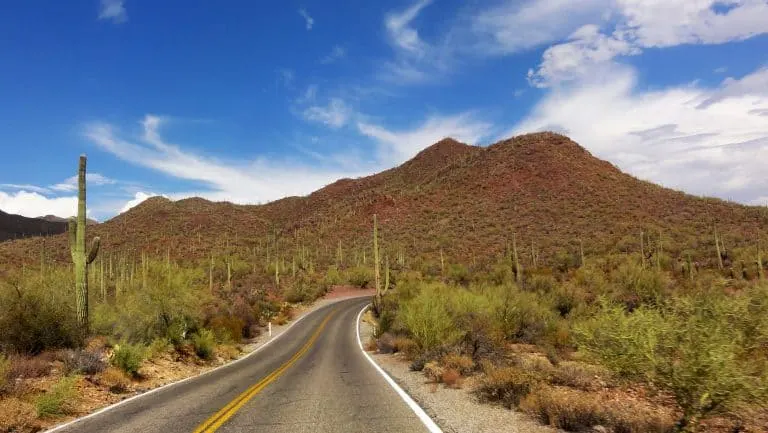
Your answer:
46;297;438;433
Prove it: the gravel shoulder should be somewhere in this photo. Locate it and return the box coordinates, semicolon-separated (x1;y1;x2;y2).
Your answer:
358;310;558;433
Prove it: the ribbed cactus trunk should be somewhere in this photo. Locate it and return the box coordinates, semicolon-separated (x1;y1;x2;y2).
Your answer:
69;155;100;334
513;232;522;285
373;215;382;314
715;229;724;270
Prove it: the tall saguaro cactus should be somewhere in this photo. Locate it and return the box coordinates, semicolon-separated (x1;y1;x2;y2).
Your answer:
373;215;383;314
69;155;100;332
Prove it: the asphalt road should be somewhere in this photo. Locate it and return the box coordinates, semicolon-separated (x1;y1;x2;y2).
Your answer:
50;297;429;433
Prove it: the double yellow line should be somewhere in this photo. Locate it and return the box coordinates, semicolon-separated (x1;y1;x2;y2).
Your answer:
193;309;338;433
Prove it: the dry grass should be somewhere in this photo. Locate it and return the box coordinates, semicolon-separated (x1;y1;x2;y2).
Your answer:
0;396;38;432
7;355;50;379
392;336;419;358
441;368;464;389
215;344;241;361
97;367;131;394
364;336;377;352
475;365;539;408
440;353;475;375
550;361;611;392
512;353;555;377
520;386;676;433
423;361;444;383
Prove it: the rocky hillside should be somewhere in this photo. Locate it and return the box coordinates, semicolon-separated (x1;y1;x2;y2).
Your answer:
2;132;765;269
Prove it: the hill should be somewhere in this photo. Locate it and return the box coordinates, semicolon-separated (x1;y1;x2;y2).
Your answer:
1;132;765;271
0;210;68;242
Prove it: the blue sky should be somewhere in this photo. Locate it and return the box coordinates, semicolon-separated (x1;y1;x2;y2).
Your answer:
1;0;767;220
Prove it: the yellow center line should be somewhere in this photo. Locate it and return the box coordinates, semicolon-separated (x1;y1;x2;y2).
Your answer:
192;308;338;433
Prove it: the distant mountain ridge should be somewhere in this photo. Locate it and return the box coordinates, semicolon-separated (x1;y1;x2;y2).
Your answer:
0;211;69;242
1;132;765;268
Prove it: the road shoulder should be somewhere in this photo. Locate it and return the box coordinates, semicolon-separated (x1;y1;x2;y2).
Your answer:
357;309;558;433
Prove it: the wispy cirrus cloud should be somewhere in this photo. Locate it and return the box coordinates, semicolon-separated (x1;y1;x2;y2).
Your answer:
98;0;127;24
320;45;347;64
84;115;368;210
298;8;314;30
0;183;51;194
50;173;116;192
80;110;497;215
302;98;353;128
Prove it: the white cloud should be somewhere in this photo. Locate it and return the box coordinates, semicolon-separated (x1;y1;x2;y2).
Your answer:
98;0;127;24
619;0;768;47
0;184;51;194
511;65;768;203
528;0;768;87
84;115;367;206
698;66;768;108
528;25;640;87
320;45;346;64
378;0;457;84
303;98;352;128
358;113;493;163
0;190;78;219
298;8;314;30
385;0;432;54
50;173;116;192
467;0;611;55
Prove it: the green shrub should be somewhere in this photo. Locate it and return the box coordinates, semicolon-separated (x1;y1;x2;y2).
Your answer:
90;261;208;344
447;264;470;285
192;329;216;360
322;266;342;290
0;354;9;393
575;294;768;427
399;286;462;350
147;338;172;359
493;287;558;344
0;269;80;354
35;376;78;418
611;262;668;309
654;294;767;427
573;302;664;379
346;266;374;288
528;274;557;294
284;279;312;303
111;342;146;377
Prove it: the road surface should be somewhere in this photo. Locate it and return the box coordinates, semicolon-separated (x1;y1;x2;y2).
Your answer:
51;297;430;433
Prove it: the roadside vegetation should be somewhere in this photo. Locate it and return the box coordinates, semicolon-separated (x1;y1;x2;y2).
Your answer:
371;244;768;432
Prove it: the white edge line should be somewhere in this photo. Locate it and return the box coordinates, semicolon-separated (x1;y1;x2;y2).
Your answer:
355;304;443;433
45;295;369;433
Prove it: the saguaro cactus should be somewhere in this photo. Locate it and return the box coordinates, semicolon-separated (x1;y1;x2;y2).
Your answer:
69;155;100;332
373;215;383;314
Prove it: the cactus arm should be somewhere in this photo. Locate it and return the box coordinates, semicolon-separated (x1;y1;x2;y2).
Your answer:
87;237;100;265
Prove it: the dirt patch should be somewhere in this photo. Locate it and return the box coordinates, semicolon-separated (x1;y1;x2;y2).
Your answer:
324;285;375;299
